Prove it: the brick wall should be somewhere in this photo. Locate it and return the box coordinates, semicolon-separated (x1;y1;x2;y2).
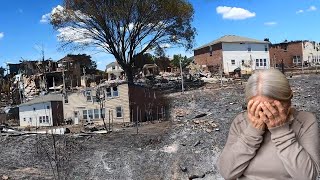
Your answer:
194;43;223;70
269;42;303;67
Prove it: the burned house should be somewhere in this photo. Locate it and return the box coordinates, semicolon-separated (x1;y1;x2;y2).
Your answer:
269;40;320;68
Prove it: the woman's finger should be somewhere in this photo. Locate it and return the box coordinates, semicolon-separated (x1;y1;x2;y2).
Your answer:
260;103;274;119
247;100;254;113
274;100;285;114
259;111;269;124
255;103;262;117
263;102;278;117
251;101;260;115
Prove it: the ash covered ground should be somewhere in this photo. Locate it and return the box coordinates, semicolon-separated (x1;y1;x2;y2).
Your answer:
0;74;319;180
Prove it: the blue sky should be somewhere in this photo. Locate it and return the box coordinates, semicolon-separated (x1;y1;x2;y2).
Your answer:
0;0;320;70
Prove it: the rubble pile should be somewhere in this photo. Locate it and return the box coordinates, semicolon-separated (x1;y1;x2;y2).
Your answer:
0;74;319;180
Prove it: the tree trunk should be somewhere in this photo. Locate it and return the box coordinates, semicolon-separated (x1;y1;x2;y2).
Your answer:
126;67;134;84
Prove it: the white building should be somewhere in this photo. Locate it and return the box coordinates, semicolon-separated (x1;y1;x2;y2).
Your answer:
105;62;125;80
19;94;64;127
194;35;271;75
303;41;320;65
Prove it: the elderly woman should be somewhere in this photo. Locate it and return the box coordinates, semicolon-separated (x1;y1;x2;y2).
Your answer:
217;69;320;180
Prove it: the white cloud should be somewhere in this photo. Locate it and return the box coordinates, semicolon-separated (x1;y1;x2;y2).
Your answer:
0;32;4;39
264;22;277;26
216;6;256;20
307;5;317;11
296;9;304;14
40;13;51;23
297;6;317;14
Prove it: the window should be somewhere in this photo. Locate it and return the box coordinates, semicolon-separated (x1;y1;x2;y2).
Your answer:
112;66;115;70
113;87;119;97
264;59;267;66
94;109;100;119
83;110;88;119
23;118;26;121
106;88;112;97
260;59;263;66
29;117;32;122
47;106;50;109
242;60;245;65
265;45;268;52
86;90;92;101
39;116;42;123
256;59;259;66
46;116;49;123
116;107;122;118
88;109;93;119
231;60;235;65
33;108;36;111
64;96;69;104
248;46;251;52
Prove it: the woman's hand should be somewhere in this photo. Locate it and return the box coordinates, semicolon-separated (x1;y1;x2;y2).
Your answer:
247;100;266;130
259;100;290;128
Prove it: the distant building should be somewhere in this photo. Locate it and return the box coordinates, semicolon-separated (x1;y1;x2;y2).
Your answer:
19;94;64;127
269;40;320;67
194;35;271;75
105;62;125;80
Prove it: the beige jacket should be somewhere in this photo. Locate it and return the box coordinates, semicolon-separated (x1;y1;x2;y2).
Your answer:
217;109;320;180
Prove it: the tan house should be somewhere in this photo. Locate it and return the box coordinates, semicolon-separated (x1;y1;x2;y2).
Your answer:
64;81;130;124
63;80;167;124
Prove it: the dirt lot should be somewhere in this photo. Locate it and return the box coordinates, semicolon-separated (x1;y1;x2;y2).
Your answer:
0;74;319;180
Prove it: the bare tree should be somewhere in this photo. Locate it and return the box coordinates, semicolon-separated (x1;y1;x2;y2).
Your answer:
51;0;196;83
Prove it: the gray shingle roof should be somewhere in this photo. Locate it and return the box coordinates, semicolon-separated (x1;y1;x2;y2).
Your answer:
194;35;269;50
20;94;63;106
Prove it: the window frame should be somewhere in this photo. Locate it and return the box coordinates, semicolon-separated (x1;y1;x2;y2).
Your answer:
94;109;100;119
116;107;123;118
83;110;88;120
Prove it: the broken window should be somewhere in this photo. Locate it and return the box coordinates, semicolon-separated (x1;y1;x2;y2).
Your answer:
116;107;122;118
94;109;100;119
231;60;235;65
83;110;88;119
113;87;119;97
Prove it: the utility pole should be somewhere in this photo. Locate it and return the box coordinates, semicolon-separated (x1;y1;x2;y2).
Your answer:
179;57;184;93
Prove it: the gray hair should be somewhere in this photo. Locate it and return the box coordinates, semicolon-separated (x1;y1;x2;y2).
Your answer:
245;69;293;103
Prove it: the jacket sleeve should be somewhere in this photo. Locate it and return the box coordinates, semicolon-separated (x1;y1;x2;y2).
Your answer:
217;113;265;180
269;112;320;180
